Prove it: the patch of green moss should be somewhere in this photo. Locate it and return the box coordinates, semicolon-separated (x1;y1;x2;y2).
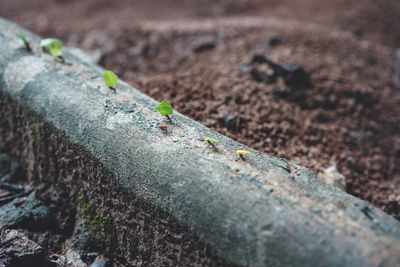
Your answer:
0;154;4;170
78;197;113;235
29;122;44;148
53;180;63;189
92;213;112;233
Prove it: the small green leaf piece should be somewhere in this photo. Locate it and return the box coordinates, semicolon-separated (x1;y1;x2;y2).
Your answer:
49;39;63;57
40;38;63;57
15;33;27;44
156;100;173;116
15;33;31;52
104;71;118;88
204;137;219;144
40;38;53;48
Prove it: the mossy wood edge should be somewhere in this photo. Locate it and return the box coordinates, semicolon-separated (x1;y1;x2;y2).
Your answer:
0;18;399;266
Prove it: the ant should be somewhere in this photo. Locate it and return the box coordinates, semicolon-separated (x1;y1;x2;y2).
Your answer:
207;140;216;148
159;125;168;131
236;150;250;160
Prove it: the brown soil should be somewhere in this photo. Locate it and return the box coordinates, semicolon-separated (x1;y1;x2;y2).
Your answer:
1;0;399;219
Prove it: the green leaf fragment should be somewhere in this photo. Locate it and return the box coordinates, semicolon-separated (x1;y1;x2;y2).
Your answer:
203;137;219;144
104;71;118;88
156;100;173;116
15;33;28;44
40;38;53;48
40;38;63;57
49;40;63;57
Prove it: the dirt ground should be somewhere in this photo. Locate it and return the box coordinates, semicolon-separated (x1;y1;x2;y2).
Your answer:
1;0;399;219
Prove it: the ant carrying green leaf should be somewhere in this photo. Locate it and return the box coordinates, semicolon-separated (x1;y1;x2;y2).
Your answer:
203;137;219;148
156;100;173;122
15;33;32;52
40;38;65;63
237;150;250;160
104;71;118;93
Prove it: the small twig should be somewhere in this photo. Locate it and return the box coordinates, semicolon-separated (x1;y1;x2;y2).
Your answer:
0;182;24;192
166;115;172;123
0;236;17;248
0;192;14;198
0;188;33;206
109;87;116;93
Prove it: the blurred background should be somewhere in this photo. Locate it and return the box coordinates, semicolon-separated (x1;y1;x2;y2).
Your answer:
1;0;399;219
2;0;400;47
